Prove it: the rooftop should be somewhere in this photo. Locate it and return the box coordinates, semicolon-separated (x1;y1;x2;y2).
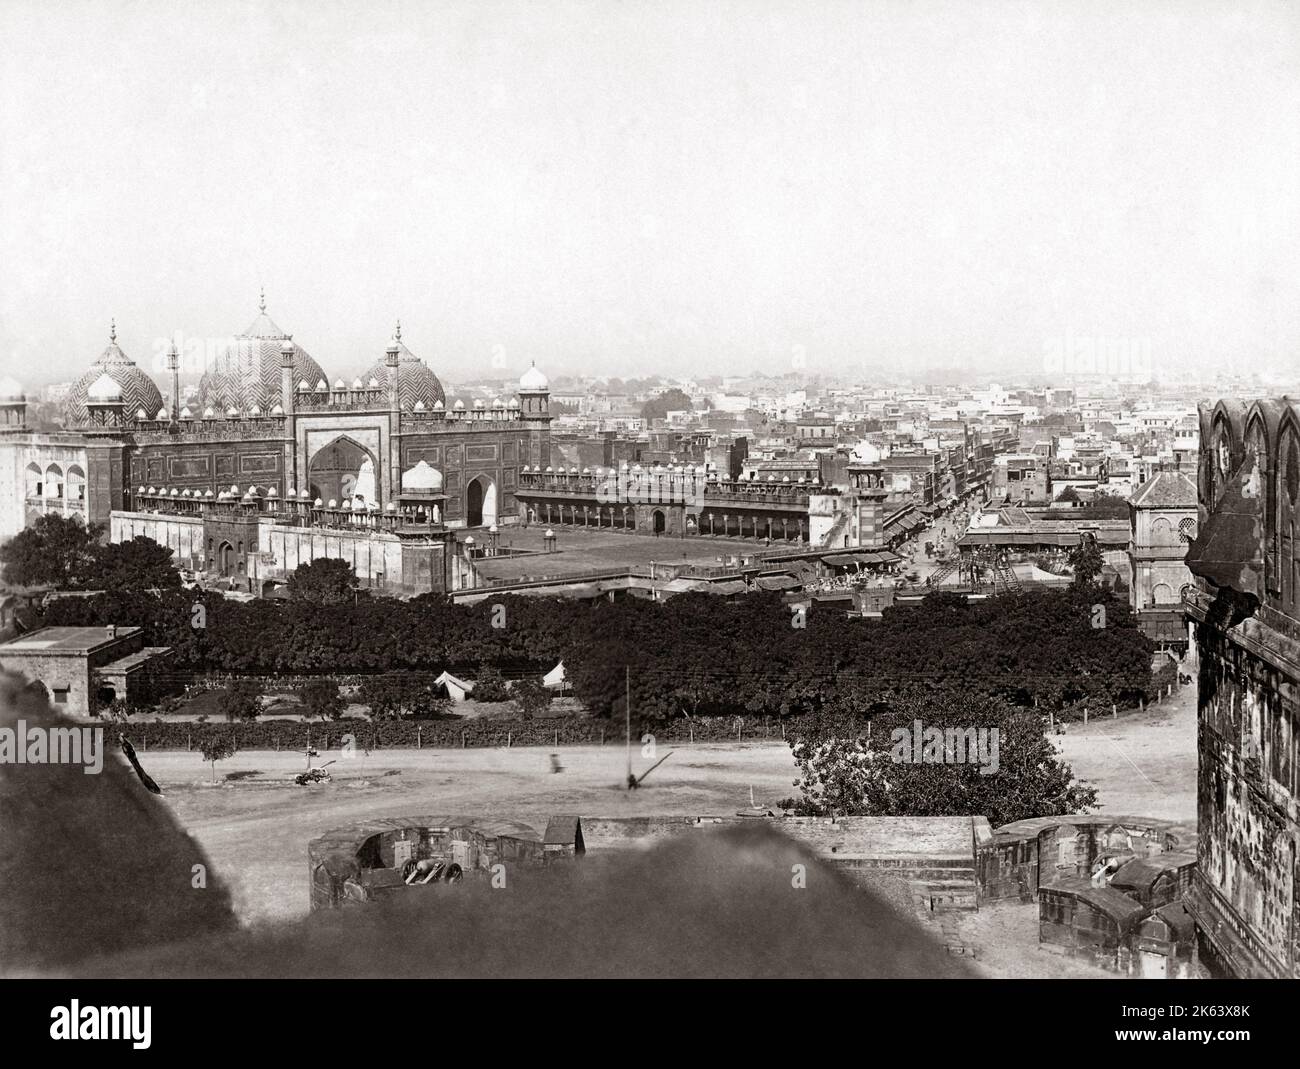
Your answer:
0;626;142;654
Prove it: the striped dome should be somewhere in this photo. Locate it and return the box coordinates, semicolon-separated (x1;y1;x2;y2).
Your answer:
361;324;445;411
62;324;163;427
196;295;327;413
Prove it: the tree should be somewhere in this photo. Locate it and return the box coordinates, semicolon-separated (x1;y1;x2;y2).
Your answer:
358;672;447;720
639;388;693;424
1055;485;1081;504
470;666;510;702
511;676;552;720
80;536;180;590
218;679;263;722
298;677;344;721
1067;536;1104;591
286;557;360;605
198;730;235;784
0;514;102;588
783;691;1098;827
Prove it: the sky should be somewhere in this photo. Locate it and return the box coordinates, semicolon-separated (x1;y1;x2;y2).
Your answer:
1;0;1297;387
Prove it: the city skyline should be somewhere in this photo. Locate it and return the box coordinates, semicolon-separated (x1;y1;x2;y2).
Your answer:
3;0;1298;385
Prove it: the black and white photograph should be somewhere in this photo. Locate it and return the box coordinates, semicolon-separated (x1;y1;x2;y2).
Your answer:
0;0;1295;1040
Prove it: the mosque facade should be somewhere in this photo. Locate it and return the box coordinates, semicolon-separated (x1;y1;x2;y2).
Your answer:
0;299;553;595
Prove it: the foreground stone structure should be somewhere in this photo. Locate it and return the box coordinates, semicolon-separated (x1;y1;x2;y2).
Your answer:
1182;399;1300;978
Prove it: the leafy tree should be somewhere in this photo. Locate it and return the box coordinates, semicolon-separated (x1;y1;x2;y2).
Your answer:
80;536;180;590
783;691;1098;827
198;730;235;784
511;676;552;720
1067;536;1104;591
1055;485;1080;503
640;388;694;423
358;672;447;720
0;514;102;587
471;666;510;702
218;679;263;722
298;677;344;721
286;557;360;606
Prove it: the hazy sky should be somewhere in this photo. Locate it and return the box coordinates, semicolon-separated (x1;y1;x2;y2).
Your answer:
1;0;1297;386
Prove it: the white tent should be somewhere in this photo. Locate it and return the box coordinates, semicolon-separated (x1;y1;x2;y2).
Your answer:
434;670;475;703
542;661;566;691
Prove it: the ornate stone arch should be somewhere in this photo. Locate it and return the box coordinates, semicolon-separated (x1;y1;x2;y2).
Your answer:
1276;415;1300;610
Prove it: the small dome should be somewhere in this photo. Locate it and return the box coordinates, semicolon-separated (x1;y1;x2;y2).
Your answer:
453;399;465;410
299;489;311;500
202;406;215;419
267;487;279;497
402;460;444;492
334;378;345;390
226;406;239;417
156;407;168;420
250;404;261;416
519;362;548;391
179;406;193;419
137;485;146;493
508;398;520;409
367;376;380;388
352;377;363;389
135;407;147;419
86;373;123;402
271;403;284;415
327;498;338;508
341;499;352;511
473;399;485;409
170;488;179;496
298;380;310;391
229;485;239;495
146;486;157;494
413;401;426;412
204;489;214;498
316;378;328;391
314;497;324;507
433;400;445;411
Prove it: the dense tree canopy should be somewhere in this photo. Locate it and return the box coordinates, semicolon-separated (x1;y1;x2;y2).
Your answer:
40;580;1157;722
0;514;102;587
286;557;360;605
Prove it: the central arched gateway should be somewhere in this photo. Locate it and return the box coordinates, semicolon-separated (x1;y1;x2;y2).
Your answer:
309;435;379;507
652;508;666;534
466;476;497;527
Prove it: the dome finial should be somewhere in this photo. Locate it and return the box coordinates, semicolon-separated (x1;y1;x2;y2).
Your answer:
395;319;402;342
110;318;116;344
259;287;266;314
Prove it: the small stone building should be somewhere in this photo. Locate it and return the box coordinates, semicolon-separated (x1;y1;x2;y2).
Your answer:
0;625;170;717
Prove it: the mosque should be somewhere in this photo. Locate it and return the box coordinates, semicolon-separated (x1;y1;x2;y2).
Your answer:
0;296;553;595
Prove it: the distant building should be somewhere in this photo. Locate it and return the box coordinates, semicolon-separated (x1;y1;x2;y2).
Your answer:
1127;470;1196;610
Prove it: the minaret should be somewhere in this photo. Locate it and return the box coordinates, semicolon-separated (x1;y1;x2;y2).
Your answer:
279;338;295;415
167;340;181;423
385;323;401;414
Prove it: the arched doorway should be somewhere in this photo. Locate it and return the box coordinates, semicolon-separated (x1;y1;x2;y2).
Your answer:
465;476;497;527
309;436;379;508
652;509;666;535
218;541;234;577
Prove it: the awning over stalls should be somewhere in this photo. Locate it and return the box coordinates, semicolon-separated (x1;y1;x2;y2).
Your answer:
755;574;801;591
692;580;749;596
822;553;859;567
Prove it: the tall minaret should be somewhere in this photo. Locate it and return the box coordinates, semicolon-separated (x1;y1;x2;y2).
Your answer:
385;324;401;414
167;340;181;423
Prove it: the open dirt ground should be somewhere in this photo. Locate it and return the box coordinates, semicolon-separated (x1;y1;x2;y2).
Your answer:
144;679;1197;976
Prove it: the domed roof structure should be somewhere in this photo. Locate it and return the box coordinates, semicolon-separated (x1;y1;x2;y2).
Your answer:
361;322;445;411
197;292;328;412
62;321;164;427
519;361;548;391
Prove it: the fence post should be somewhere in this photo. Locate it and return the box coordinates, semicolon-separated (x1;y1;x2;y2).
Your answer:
1049;710;1055;733
1083;707;1088;726
462;731;466;749
554;729;559;746
1112;704;1117;720
689;723;694;744
417;727;422;750
507;731;512;749
186;731;191;752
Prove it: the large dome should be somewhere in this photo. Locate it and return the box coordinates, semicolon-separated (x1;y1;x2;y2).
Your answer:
362;324;445;411
62;323;164;427
197;295;328;412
